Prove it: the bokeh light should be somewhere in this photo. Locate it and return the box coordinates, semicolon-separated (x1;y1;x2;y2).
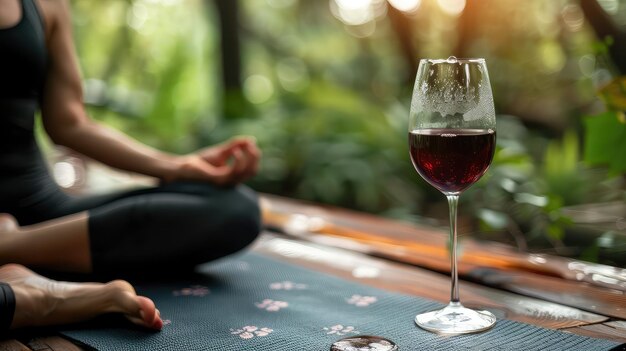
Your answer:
244;75;275;104
276;57;310;93
127;3;148;31
561;4;585;32
331;0;386;26
578;55;596;78
436;0;466;16
597;0;619;15
266;0;296;9
387;0;421;13
54;162;77;189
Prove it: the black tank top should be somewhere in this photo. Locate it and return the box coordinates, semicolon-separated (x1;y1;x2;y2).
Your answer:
0;0;47;100
0;0;53;204
0;0;47;147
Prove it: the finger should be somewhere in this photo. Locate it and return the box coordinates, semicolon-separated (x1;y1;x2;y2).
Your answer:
243;139;261;159
210;141;246;165
199;139;241;164
202;137;256;164
211;144;236;166
228;136;259;155
218;137;248;153
196;163;237;186
179;156;235;185
231;147;249;179
241;145;261;179
229;135;256;146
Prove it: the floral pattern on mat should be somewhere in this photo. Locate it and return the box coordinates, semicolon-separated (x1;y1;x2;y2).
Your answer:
172;285;210;297
346;295;378;307
255;299;289;312
269;281;308;290
230;326;274;339
323;324;359;336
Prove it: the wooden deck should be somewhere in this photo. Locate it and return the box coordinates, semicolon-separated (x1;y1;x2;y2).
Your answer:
260;194;626;342
1;193;625;350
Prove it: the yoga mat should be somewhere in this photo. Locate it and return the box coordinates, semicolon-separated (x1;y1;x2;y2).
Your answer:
61;252;621;351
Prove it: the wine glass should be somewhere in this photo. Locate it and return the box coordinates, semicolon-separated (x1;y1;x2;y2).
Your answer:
408;57;497;334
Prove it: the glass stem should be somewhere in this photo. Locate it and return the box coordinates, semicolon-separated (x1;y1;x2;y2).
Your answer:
447;194;460;304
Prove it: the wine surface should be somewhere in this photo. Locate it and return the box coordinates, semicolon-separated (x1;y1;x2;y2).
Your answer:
409;128;496;194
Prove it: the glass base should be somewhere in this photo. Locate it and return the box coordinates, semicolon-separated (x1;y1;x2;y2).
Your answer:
415;302;496;335
331;335;398;351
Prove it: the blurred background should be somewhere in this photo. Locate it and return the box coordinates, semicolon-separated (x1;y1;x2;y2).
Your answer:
56;0;626;266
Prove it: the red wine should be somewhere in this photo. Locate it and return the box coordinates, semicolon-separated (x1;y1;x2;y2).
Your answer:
409;128;496;194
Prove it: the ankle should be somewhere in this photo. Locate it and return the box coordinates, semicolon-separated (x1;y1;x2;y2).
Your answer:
9;285;44;328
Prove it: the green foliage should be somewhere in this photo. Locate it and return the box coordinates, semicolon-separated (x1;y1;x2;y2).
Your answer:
210;79;423;214
143;41;190;147
467;116;622;254
67;0;626;265
598;77;626;111
72;0;216;153
543;130;587;205
583;75;626;174
584;110;626;174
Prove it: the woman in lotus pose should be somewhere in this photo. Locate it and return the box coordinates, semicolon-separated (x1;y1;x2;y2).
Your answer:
0;0;262;332
0;0;261;277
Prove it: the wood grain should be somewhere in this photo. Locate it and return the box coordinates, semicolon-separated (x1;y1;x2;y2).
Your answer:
260;195;626;320
0;340;30;351
252;234;608;329
25;337;84;351
563;321;626;344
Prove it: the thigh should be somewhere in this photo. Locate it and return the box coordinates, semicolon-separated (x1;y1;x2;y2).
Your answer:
5;180;257;230
64;181;252;213
84;182;261;274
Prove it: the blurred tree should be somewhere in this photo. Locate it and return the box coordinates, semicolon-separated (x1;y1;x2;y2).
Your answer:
212;0;250;119
579;0;626;175
213;0;242;89
580;0;626;74
453;0;479;58
387;5;418;85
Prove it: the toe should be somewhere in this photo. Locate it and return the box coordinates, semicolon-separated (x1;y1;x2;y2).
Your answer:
137;296;161;329
121;294;162;330
106;280;161;330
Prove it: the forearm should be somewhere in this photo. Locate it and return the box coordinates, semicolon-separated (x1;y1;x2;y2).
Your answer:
36;0;185;181
50;119;182;181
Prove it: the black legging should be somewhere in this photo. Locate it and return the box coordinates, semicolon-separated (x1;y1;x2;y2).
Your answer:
86;182;261;274
4;178;261;276
0;282;15;333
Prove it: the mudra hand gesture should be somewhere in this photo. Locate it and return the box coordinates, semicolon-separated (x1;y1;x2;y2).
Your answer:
170;137;261;186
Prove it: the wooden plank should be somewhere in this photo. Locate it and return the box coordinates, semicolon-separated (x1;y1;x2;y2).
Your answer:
25;337;84;351
252;233;610;330
0;340;31;351
262;194;626;290
260;195;626;319
563;321;626;344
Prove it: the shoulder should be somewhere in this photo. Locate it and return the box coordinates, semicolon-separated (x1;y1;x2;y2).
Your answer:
36;0;72;36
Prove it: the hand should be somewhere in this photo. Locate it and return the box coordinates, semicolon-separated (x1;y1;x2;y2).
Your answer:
169;137;261;186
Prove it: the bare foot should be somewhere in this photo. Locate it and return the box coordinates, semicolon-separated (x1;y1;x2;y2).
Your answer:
0;263;163;330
